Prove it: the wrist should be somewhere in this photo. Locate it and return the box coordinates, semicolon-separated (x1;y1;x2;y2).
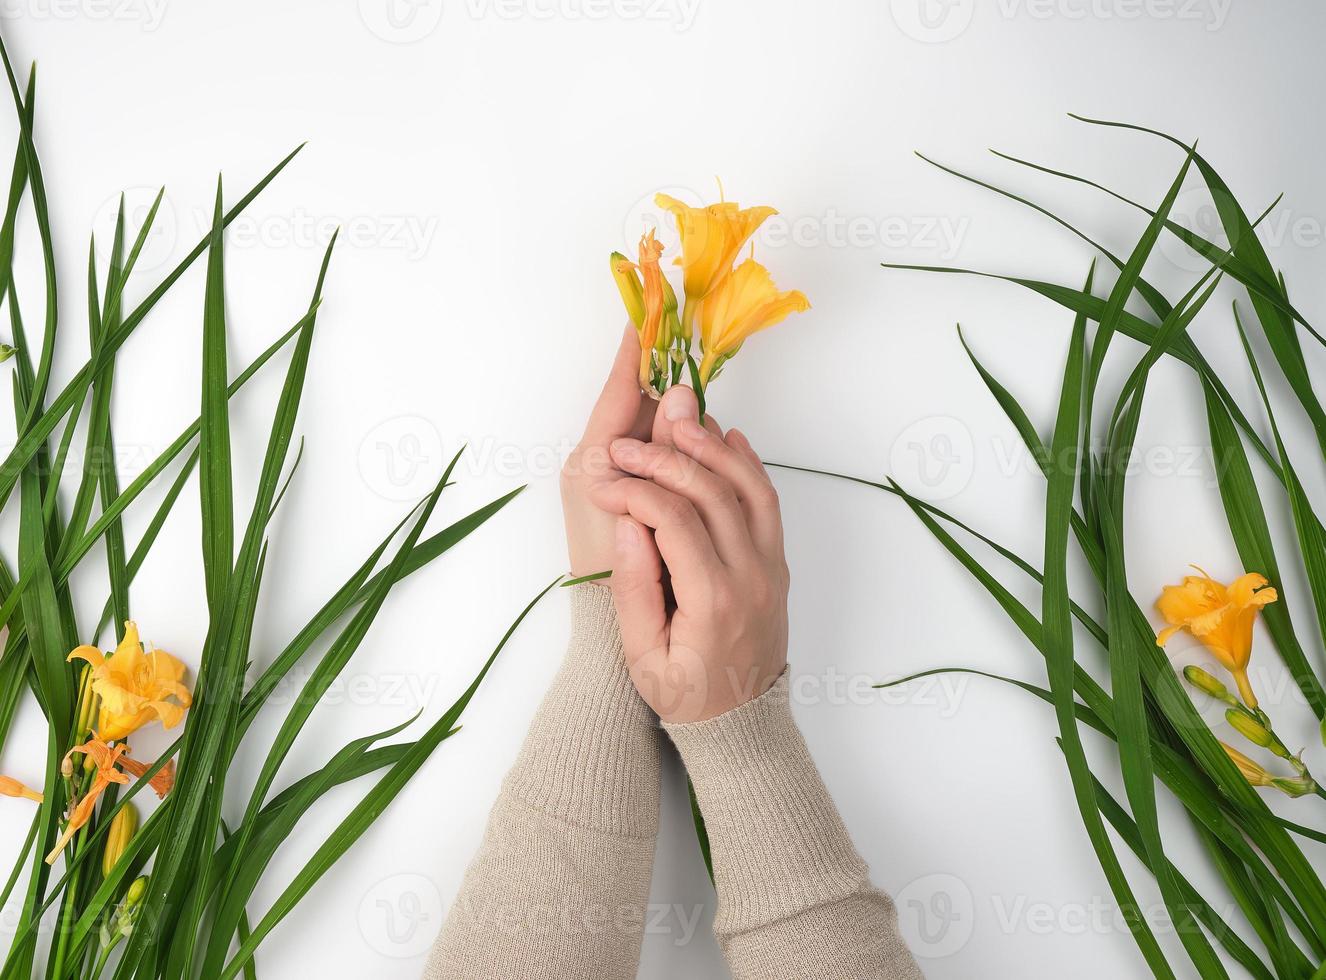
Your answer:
662;670;869;933
503;584;664;838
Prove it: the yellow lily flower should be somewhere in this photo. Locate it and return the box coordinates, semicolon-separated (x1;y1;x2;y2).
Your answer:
67;622;192;742
47;740;130;864
0;775;43;803
655;193;776;338
696;257;810;385
1155;568;1276;708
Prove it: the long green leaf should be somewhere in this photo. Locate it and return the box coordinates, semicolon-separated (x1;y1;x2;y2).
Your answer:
216;575;562;980
1038;281;1174;976
199;177;234;611
1202;375;1326;718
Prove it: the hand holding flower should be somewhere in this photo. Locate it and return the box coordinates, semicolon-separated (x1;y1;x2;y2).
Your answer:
591;385;789;723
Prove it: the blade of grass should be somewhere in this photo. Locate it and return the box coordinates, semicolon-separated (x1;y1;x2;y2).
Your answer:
879;665;1309;968
0;141;306;511
987;145;1305;335
216;575;562;980
1202;375;1326;719
1069;114;1326;456
237;484;526;734
1089;764;1270;979
879;262;1282;477
200;176;233;611
1038;284;1174;976
1078;150;1193;519
1236;307;1326;689
158;236;336;980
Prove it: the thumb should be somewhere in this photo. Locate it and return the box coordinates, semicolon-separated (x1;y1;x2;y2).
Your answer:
584;325;646;442
609;516;668;669
651;384;699;448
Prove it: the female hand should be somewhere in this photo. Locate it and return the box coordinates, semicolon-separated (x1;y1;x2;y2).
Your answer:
560;326;659;577
589;385;789;723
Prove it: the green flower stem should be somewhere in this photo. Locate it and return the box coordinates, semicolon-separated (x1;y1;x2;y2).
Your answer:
49;765;96;980
88;933;118;980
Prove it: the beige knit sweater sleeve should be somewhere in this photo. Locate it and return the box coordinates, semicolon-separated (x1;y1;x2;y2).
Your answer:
426;587;922;980
664;675;924;980
424;585;664;979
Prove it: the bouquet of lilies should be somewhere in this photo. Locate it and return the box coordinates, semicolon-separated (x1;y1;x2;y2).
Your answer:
799;119;1326;977
0;36;539;979
609;190;809;407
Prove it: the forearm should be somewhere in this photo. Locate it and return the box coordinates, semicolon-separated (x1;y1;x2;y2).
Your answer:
425;586;664;980
664;672;923;980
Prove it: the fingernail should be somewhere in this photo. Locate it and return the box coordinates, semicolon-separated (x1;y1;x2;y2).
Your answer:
677;417;706;440
663;386;697;421
616;518;639;550
610;437;641;460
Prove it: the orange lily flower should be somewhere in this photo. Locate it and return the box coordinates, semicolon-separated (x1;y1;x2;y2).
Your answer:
655;192;776;338
637;230;666;388
696;257;810;385
46;740;130;864
117;754;175;800
1156;568;1277;708
0;775;43;803
67;622;192;741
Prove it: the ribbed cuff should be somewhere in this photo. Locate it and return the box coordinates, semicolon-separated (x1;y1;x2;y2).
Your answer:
503;584;662;839
663;672;870;937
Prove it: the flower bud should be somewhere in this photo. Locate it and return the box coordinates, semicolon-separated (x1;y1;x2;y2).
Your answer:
1226;708;1275;748
125;875;148;907
0;344;16;364
102;803;139;878
1183;665;1235;705
661;276;684;343
656;310;674;352
75;665;99;741
1221;742;1274;787
609;252;644;329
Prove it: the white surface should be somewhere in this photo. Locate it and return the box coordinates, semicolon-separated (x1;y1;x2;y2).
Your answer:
0;1;1324;977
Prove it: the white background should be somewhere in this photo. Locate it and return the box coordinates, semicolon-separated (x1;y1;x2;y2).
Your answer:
1;0;1325;977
